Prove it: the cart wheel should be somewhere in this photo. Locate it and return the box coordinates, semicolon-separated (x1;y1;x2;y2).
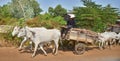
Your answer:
75;43;86;55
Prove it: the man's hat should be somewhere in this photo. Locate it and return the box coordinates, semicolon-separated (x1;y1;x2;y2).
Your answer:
68;14;75;18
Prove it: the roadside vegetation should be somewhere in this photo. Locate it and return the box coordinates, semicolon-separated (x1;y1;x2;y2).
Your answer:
0;0;119;46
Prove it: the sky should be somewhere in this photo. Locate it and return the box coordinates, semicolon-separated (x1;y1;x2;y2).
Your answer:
0;0;120;13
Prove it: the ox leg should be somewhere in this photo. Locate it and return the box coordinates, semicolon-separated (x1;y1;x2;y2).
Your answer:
99;42;104;50
54;40;59;55
109;40;112;49
119;40;120;45
19;37;27;51
106;41;110;49
32;43;38;57
102;41;105;49
52;42;56;54
29;41;33;50
52;47;55;54
99;42;102;50
104;41;107;48
112;39;116;46
39;44;47;56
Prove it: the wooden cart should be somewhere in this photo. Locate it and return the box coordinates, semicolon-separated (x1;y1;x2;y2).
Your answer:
61;27;98;55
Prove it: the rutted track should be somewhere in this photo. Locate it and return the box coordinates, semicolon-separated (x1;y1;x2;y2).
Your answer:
0;46;120;61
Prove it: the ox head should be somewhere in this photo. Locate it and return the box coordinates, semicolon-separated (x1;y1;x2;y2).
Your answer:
12;26;21;36
17;26;35;38
17;27;26;38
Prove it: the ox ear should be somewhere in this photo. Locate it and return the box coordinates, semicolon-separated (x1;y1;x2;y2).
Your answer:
29;30;36;36
14;26;19;28
14;26;21;30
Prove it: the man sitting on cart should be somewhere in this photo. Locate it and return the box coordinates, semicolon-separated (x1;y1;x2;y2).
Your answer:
61;14;76;39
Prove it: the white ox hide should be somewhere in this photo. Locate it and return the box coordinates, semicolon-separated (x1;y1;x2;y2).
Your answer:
98;32;117;49
12;26;46;50
17;26;61;57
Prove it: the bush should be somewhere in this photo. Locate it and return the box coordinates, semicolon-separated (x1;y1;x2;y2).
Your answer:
0;32;22;47
26;15;66;29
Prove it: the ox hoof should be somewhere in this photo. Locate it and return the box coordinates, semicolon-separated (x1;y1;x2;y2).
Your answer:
53;53;58;56
99;47;103;50
32;55;35;58
44;54;47;56
18;48;22;51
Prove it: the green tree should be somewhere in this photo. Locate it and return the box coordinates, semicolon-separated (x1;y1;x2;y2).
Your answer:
73;0;119;32
81;0;101;8
54;5;67;16
30;0;42;17
0;4;11;17
48;5;67;17
48;7;54;16
101;4;119;24
10;0;42;21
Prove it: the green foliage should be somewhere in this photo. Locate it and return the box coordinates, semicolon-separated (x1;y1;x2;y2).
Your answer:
48;7;54;16
54;5;67;16
0;17;18;25
73;0;119;32
10;0;42;20
52;16;66;25
0;4;11;17
0;30;22;46
48;4;67;17
30;0;42;16
26;13;65;29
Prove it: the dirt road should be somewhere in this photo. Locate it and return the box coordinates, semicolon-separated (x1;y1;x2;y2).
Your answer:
0;46;120;61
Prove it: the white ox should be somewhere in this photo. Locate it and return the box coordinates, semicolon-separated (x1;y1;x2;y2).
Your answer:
12;26;46;50
17;26;61;57
97;31;117;49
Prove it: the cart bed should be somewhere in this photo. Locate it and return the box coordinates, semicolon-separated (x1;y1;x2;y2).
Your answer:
67;28;98;44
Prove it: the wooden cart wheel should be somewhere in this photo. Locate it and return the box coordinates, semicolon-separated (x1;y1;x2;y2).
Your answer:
75;43;86;55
